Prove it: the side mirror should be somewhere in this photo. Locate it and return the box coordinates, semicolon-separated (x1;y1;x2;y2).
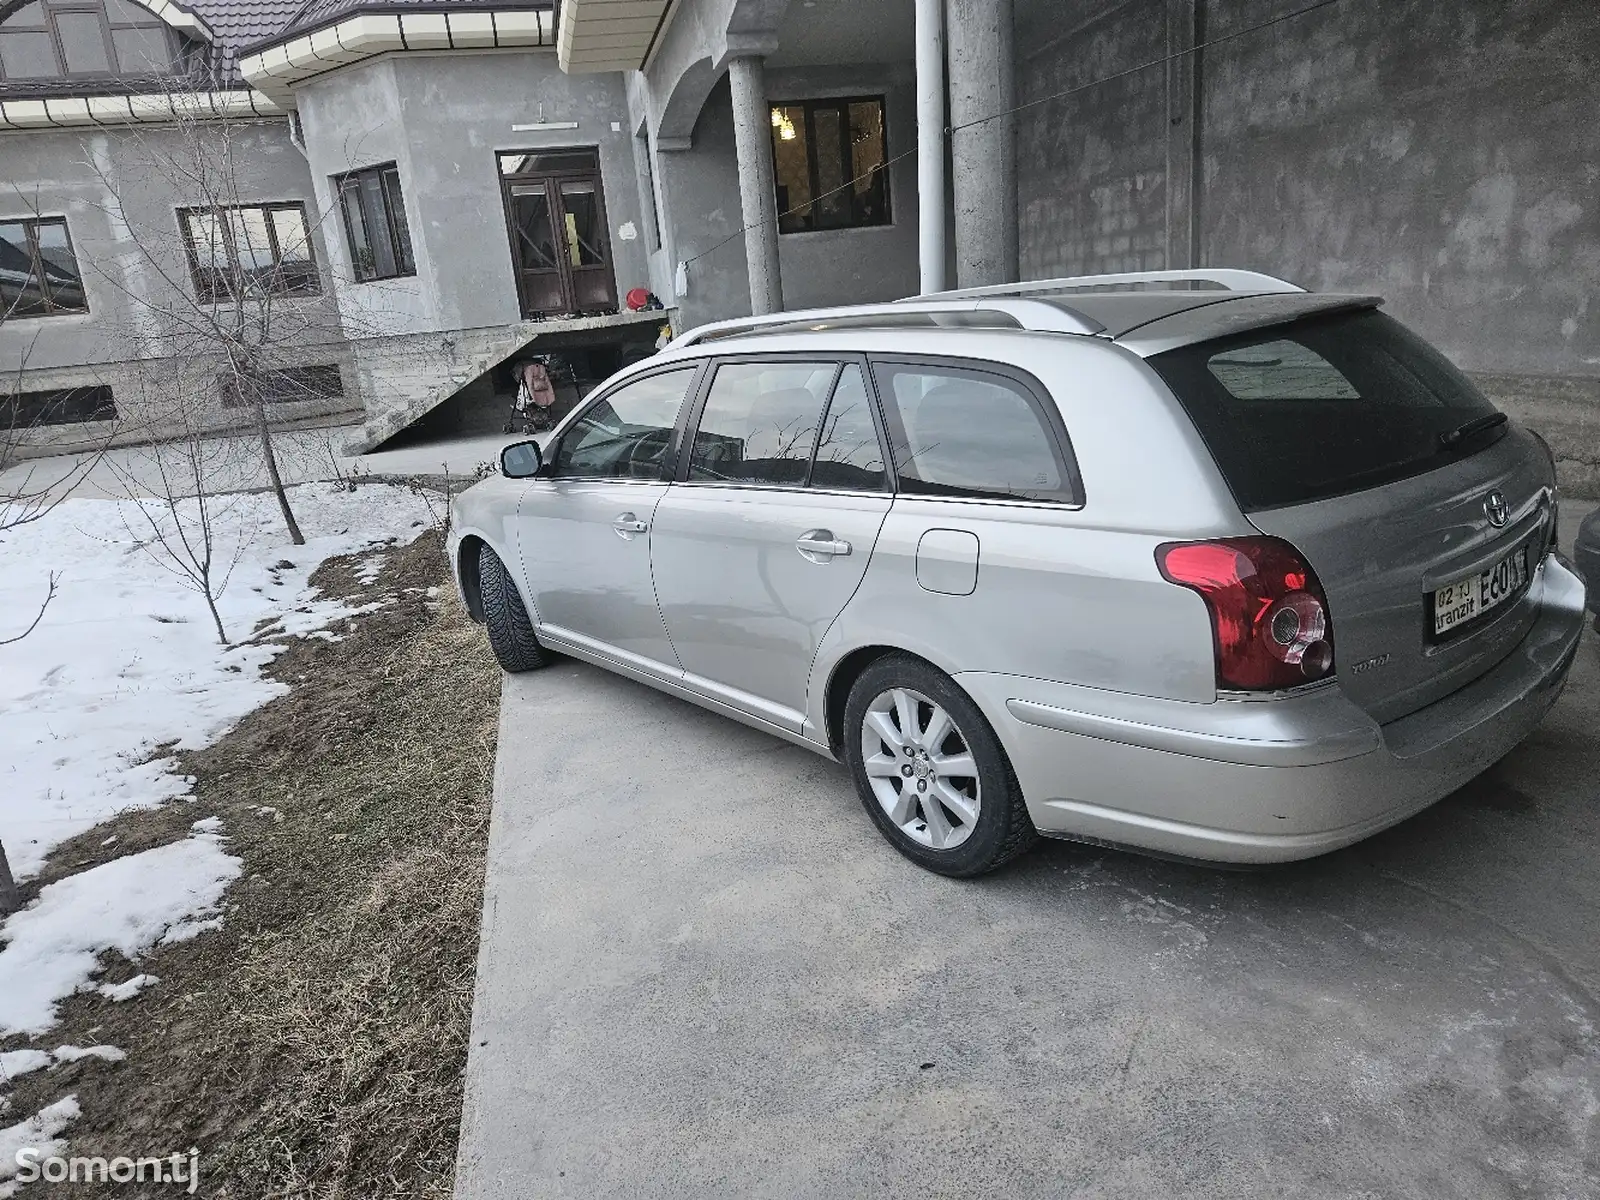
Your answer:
501;440;543;479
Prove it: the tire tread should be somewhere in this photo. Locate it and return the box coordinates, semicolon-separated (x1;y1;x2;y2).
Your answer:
478;544;549;673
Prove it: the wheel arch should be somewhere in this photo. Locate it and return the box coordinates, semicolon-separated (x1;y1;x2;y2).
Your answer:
823;645;950;759
455;533;490;623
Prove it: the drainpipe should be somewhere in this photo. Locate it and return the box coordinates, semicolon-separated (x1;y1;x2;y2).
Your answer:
914;0;947;295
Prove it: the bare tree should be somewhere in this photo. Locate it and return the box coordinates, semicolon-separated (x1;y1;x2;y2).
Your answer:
81;91;373;547
106;360;260;645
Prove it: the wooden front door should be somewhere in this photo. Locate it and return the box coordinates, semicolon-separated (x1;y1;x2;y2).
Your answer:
499;149;618;318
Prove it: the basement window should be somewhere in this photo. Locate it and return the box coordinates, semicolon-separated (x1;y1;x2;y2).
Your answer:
769;96;890;234
336;164;415;283
219;364;344;407
1;384;115;428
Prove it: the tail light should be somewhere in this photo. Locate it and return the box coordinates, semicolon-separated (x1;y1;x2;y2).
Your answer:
1157;537;1335;692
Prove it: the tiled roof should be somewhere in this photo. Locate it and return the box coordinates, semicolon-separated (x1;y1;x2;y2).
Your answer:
187;0;305;76
244;0;552;52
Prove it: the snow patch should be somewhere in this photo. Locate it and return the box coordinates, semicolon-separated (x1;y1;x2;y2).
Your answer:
0;482;436;879
49;1046;124;1065
0;1096;79;1194
97;974;159;1003
0;1052;51;1085
0;829;241;1036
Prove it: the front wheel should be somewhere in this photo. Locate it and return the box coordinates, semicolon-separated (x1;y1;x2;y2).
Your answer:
478;543;550;673
843;655;1036;877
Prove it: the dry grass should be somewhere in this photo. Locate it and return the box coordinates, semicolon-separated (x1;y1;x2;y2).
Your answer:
2;528;503;1198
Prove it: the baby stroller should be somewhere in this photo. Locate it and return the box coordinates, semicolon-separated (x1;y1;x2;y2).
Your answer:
505;356;564;434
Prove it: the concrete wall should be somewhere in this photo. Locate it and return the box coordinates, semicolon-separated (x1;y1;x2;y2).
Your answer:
0;119;355;452
1014;0;1600;490
295;49;652;340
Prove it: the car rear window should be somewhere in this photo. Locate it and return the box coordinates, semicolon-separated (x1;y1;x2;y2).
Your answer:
1148;309;1502;510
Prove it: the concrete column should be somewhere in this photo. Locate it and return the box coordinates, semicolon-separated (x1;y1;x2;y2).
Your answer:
914;0;948;294
727;54;784;315
1165;0;1201;269
946;0;1018;288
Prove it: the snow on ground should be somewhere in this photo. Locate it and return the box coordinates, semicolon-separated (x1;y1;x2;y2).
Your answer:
0;823;242;1036
0;482;437;878
0;480;438;1172
0;1097;79;1197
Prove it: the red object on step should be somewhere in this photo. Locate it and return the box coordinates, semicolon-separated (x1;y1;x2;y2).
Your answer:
626;287;651;311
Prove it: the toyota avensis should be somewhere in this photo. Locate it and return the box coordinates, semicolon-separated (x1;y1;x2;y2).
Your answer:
448;270;1587;877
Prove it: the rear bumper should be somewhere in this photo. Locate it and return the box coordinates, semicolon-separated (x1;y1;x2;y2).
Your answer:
958;555;1586;864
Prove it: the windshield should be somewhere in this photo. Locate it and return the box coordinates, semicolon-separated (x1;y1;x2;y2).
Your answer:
1148;309;1501;510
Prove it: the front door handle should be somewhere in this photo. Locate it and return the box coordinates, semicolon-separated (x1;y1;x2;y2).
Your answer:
796;529;852;562
613;512;649;539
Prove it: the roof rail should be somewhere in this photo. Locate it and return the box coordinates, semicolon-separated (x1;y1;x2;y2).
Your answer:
669;297;1105;348
912;268;1306;301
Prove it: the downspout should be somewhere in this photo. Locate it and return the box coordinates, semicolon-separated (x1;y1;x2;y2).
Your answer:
914;0;947;295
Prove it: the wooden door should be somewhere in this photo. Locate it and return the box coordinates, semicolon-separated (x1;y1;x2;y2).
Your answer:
499;150;617;318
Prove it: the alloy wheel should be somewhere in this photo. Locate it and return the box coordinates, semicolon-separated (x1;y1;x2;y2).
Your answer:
860;687;982;850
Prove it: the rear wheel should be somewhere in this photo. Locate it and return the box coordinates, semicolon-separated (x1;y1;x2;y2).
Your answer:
478;543;549;673
843;655;1036;876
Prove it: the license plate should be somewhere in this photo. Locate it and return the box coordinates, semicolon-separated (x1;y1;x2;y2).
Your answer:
1432;545;1529;637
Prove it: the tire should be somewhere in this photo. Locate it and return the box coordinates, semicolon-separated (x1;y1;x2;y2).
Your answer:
478;543;550;673
843;655;1037;877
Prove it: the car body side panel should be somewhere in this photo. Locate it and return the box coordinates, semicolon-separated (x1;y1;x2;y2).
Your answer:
650;485;892;728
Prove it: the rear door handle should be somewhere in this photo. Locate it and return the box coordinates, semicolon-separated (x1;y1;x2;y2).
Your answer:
796;529;851;562
613;512;649;538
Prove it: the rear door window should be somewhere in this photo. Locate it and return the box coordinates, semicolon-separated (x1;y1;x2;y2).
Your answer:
871;361;1078;503
1148;309;1502;510
687;361;836;485
809;364;887;491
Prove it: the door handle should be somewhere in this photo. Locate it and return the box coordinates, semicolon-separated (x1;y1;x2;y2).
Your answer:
796;529;852;562
613;512;649;538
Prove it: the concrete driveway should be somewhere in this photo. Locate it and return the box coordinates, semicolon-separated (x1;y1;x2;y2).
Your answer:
455;569;1600;1198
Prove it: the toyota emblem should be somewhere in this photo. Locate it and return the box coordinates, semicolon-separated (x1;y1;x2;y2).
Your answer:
1484;490;1509;528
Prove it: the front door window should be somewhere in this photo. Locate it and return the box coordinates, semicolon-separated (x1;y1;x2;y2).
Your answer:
499;149;617;318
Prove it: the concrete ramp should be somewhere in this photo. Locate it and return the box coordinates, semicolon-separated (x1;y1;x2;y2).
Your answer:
343;310;668;454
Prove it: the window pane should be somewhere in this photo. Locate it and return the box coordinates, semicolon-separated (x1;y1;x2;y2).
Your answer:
877;365;1070;503
771;104;812;233
381;169;414;275
553;369;696;480
810;365;885;491
848;100;889;225
227;206;274;290
0;221;46;317
358;174;396;277
1;385;116;429
269;207;317;293
0;30;59;77
510;182;556;270
498;150;598;176
689;362;834;486
33;220;85;310
339;181;375;281
811;104;849;229
1;3;48;28
112;23;170;73
183;209;227;296
558;181;604;267
56;11;112;74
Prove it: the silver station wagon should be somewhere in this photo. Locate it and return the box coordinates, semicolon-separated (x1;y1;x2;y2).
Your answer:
449;269;1587;877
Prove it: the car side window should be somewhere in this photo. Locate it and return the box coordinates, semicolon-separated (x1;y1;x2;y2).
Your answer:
872;362;1077;504
550;368;697;480
809;364;887;491
687;361;836;485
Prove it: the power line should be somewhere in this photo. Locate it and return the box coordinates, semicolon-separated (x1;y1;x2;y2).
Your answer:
682;0;1344;270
